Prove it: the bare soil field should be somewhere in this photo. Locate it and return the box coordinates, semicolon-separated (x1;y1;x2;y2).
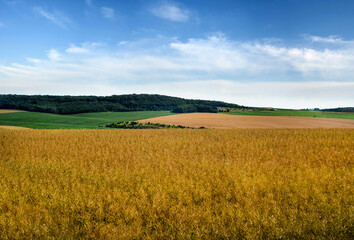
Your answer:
0;125;31;130
139;113;354;128
0;109;26;114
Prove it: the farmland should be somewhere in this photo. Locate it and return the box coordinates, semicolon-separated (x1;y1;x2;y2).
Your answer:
0;129;353;239
1;109;353;129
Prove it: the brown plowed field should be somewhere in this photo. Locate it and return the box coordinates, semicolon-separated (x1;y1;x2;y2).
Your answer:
139;113;354;128
0;109;26;114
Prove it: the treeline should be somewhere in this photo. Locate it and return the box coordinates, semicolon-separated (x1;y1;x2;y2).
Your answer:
0;94;247;114
320;107;354;113
172;104;218;113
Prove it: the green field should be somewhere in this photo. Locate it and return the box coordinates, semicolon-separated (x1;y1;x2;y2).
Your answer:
222;109;354;119
0;111;176;129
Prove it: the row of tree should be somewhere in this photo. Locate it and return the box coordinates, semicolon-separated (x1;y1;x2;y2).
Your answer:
105;121;195;129
171;104;218;113
0;94;248;114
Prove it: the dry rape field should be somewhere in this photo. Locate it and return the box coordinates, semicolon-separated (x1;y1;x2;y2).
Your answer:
0;129;353;239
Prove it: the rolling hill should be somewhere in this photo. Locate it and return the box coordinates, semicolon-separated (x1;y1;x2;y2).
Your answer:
0;94;247;114
0;94;353;129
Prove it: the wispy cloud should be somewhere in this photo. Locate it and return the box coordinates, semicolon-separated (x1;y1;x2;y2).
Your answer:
0;22;4;27
150;1;190;22
66;45;90;54
4;1;22;6
86;0;93;8
1;35;354;108
101;7;115;19
27;58;41;63
33;7;71;29
65;42;100;54
308;35;354;44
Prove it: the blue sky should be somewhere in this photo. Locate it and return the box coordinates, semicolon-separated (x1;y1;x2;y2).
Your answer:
0;0;353;108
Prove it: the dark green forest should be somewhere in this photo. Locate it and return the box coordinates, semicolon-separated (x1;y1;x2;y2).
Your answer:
0;94;247;114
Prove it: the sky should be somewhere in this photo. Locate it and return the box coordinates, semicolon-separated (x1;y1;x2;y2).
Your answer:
0;0;354;109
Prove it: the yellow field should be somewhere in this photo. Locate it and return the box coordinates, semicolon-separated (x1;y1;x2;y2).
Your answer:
0;129;353;239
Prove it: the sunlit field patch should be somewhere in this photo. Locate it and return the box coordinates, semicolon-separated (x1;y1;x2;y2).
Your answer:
0;129;353;239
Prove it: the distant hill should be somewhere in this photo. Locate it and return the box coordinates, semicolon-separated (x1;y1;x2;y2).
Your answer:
0;94;248;114
320;107;354;113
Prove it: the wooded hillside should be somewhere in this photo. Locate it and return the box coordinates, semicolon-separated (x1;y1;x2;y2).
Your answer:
0;94;247;114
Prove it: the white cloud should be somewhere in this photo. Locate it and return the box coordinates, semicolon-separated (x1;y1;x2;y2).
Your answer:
249;43;354;74
170;35;249;71
308;35;354;45
150;1;190;22
1;35;354;108
66;45;89;54
47;49;61;61
101;7;114;19
118;41;128;46
33;7;71;29
168;35;354;77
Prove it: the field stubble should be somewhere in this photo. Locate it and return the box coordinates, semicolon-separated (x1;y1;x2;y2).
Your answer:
0;129;353;239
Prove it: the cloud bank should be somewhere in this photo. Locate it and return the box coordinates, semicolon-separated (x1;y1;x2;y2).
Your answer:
0;35;353;108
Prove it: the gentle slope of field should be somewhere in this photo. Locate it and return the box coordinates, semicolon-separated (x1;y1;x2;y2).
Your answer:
140;113;354;128
223;109;354;119
0;111;176;129
0;129;352;239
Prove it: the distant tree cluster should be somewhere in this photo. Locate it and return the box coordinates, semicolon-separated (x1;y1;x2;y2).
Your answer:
0;94;247;114
320;107;354;113
301;107;354;112
105;121;197;129
218;108;230;112
302;108;320;111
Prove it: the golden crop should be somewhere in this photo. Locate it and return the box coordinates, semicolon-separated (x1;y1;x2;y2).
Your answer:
0;129;353;239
